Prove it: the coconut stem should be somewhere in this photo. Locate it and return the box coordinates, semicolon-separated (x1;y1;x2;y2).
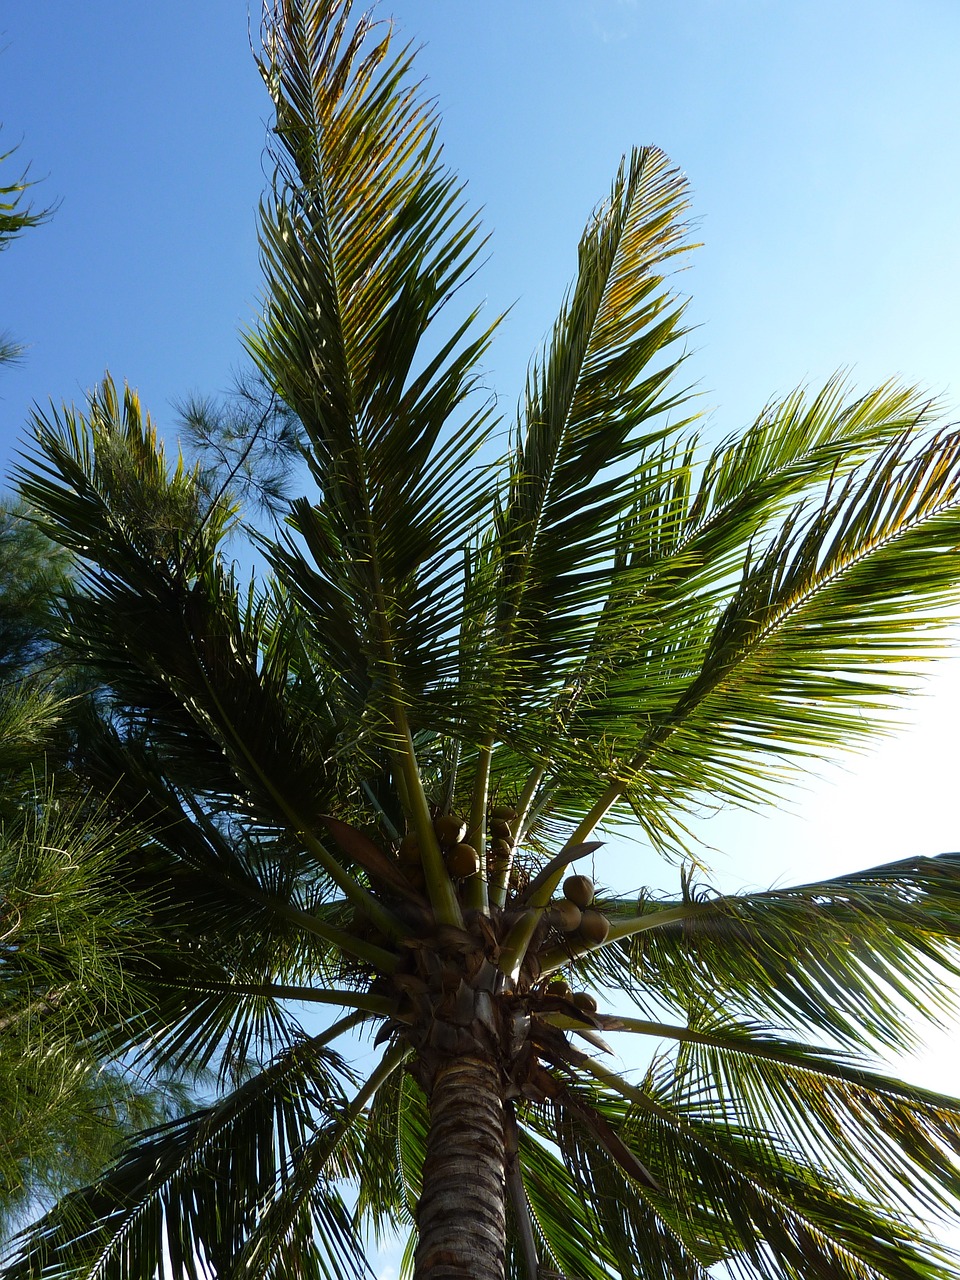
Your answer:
490;763;545;910
394;714;463;928
464;735;494;913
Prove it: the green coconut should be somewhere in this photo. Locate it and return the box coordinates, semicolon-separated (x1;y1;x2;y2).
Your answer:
578;908;610;945
548;900;583;933
563;874;595;909
434;814;467;846
445;842;480;878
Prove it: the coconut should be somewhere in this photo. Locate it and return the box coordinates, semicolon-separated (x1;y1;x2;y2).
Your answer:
490;837;512;861
563;874;595;909
547;899;582;933
548;978;571;999
434;814;467;846
398;833;421;865
577;908;610;945
572;991;598;1014
445;842;480;878
490;817;513;841
490;804;518;821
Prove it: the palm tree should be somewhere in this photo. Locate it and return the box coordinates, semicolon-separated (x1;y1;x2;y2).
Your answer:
7;1;960;1276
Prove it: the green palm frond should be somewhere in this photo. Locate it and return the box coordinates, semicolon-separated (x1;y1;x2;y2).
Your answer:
547;1005;960;1218
17;383;408;933
1;142;51;249
355;1050;427;1240
529;1100;721;1280
592;852;960;1050
234;1041;408;1280
580;379;942;735
546;410;960;853
479;146;693;725
479;377;942;869
1;1029;365;1280
514;1125;638;1280
252;0;498;726
660;422;960;764
1;137;54;368
67;722;394;1077
676;377;937;577
526;1059;960;1280
667;1018;960;1219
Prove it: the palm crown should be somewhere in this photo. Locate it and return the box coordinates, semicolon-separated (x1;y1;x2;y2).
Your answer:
7;2;960;1278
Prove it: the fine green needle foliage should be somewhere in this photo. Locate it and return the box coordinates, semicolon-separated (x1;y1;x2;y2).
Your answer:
1;185;184;1228
0;145;49;249
1;135;53;366
8;3;960;1278
0;681;189;1231
0;506;72;683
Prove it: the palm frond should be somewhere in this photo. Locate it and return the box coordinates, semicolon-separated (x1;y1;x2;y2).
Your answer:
67;721;397;1077
526;1057;960;1280
478;146;693;728
667;1015;960;1219
570;379;942;747
552;413;960;853
17;384;410;938
2;1030;364;1280
234;1041;408;1280
547;1004;960;1222
355;1055;427;1240
0;140;52;250
592;852;960;1051
514;1124;638;1280
252;0;498;723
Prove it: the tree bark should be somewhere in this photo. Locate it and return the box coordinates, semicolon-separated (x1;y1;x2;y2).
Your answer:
414;1054;507;1280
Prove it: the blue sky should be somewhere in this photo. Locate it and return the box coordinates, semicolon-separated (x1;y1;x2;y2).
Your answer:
5;0;960;451
5;0;960;877
4;2;960;1263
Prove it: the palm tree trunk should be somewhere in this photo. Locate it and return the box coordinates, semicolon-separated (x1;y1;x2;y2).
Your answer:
414;1054;507;1280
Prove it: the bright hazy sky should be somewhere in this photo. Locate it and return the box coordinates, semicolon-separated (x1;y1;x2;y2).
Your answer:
4;4;960;1267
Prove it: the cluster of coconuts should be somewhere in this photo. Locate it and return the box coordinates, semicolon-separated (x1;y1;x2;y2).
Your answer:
435;815;481;879
545;875;610;945
395;805;529;889
547;976;598;1014
395;813;613;949
487;804;524;888
540;877;609;1014
397;815;481;883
